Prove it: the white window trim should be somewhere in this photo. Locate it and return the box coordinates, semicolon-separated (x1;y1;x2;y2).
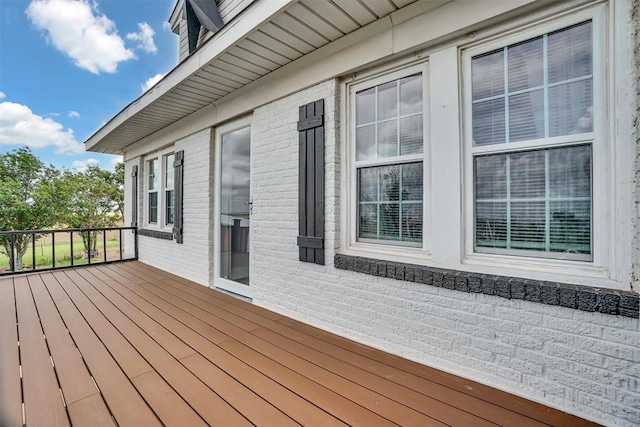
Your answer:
462;4;609;273
143;146;175;232
338;1;634;290
343;61;432;260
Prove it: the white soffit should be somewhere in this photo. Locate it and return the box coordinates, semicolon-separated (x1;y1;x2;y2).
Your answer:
85;0;424;154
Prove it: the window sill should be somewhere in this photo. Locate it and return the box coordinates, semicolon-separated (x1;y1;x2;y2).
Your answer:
334;254;639;318
139;229;174;240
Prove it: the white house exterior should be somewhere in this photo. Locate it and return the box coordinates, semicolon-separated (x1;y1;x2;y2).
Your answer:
86;1;640;425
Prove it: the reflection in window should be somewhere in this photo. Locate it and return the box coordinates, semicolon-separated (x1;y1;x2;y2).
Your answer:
470;21;594;261
164;153;175;225
354;73;425;245
472;22;593;145
475;145;591;255
147;158;158;223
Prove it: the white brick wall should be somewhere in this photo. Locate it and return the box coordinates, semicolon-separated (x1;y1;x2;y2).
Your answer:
250;80;640;427
633;0;640;290
124;129;213;286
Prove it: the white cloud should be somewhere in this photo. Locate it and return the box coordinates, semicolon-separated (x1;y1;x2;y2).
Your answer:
0;101;84;154
111;156;123;167
126;22;157;54
0;92;5;99
141;73;166;93
26;0;135;74
72;158;99;171
68;110;80;118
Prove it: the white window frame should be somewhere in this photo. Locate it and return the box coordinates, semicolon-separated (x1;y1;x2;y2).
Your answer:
461;5;609;270
144;146;175;231
343;61;431;260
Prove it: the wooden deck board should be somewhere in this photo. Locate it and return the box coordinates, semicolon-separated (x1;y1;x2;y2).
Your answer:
0;278;23;427
0;261;600;427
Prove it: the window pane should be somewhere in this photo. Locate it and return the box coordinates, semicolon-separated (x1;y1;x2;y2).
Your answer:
381;166;400;201
511;201;545;249
402;163;423;201
165;153;175;189
402;203;422;242
400;115;423;156
475;155;506;200
165;190;174;225
356;87;375;125
358;162;422;243
548;22;592;84
148;159;158;190
359;167;378;203
474;145;591;257
550;200;590;254
379;203;400;240
359;204;378;239
400;74;422;115
473;99;505;145
378;81;398;120
549;144;591;198
508;37;543;92
549;80;593;136
510;150;545;198
509;90;544;142
377;120;397;158
472;50;504;100
356;124;375;160
476;202;507;248
148;192;158;223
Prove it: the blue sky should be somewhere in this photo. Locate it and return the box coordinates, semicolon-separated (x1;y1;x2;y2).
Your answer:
0;0;179;170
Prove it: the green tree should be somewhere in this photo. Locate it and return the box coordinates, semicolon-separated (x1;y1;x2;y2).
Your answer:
113;161;125;219
0;148;67;270
62;166;123;257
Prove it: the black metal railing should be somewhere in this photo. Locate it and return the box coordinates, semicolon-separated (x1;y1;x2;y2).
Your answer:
0;227;138;276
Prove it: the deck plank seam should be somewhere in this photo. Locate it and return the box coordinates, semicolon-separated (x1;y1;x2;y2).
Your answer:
70;267;252;426
99;265;349;426
47;270;147;425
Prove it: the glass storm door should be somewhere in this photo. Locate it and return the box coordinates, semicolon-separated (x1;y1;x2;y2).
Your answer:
217;125;251;297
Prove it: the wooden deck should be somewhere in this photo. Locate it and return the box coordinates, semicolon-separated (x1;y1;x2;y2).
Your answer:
0;261;598;426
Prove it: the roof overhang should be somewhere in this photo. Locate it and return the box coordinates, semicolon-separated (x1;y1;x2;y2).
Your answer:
85;0;443;154
85;0;547;155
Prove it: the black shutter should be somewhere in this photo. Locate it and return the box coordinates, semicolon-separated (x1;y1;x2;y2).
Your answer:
173;151;185;243
297;99;324;265
131;165;138;228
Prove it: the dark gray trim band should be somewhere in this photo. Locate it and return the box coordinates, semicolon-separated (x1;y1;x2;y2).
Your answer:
334;254;639;318
138;229;174;240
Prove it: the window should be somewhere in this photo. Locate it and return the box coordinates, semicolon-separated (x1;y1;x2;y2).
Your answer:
349;64;428;249
467;20;597;261
145;147;175;229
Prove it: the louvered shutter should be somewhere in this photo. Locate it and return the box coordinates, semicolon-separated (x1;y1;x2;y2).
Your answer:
297;99;325;265
173;150;185;243
131;165;138;228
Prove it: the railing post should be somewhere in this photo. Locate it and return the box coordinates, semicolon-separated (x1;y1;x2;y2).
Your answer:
32;232;36;271
70;231;74;267
87;232;91;265
51;232;56;268
119;229;123;261
9;234;15;272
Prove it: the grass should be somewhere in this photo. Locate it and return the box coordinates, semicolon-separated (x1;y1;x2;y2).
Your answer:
0;232;126;272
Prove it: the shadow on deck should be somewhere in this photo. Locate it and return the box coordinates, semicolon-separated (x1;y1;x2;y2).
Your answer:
0;261;599;426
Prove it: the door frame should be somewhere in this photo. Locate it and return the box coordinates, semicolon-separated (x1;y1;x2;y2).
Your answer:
213;116;253;298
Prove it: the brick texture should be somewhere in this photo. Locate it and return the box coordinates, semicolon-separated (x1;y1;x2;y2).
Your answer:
124;129;213;286
250;80;640;427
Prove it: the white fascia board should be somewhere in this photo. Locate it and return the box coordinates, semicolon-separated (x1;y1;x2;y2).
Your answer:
85;0;297;153
123;0;545;160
